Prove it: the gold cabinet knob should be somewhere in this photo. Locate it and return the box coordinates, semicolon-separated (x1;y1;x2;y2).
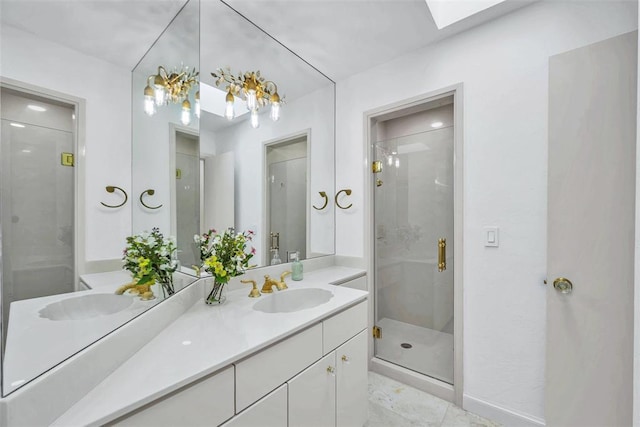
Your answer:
341;355;350;363
326;366;335;376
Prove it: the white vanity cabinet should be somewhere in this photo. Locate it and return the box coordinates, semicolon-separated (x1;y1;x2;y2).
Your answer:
222;385;288;427
111;365;235;427
288;330;368;427
112;299;367;427
289;352;337;427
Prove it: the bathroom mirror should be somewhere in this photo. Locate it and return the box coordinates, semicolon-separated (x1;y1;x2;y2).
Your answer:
132;0;335;270
0;0;200;397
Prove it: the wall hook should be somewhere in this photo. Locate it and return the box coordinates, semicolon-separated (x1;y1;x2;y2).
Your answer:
100;186;128;208
313;191;329;210
140;189;163;210
335;189;353;210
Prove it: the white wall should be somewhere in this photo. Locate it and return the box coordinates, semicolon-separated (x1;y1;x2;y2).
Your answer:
335;0;638;423
1;25;132;265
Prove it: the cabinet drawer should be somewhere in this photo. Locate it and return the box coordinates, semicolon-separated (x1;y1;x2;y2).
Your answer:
340;276;367;291
112;365;234;427
235;323;322;412
323;301;367;354
222;384;287;427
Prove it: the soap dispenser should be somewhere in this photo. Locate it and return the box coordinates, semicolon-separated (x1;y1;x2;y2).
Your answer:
292;251;303;281
270;248;282;265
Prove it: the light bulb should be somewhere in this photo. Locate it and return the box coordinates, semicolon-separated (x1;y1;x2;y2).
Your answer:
143;85;156;116
153;74;167;106
181;99;191;126
395;157;400;168
194;91;200;119
269;92;281;121
387;156;393;166
251;109;259;129
246;89;257;111
154;86;166;106
270;102;280;121
225;91;235;120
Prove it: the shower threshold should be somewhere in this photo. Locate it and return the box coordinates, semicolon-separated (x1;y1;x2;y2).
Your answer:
375;318;453;385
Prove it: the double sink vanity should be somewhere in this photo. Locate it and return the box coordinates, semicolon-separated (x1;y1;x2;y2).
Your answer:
4;265;369;426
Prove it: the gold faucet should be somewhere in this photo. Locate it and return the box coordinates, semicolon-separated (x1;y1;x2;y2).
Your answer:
191;265;202;277
276;271;291;290
261;275;280;293
115;281;155;300
241;279;261;298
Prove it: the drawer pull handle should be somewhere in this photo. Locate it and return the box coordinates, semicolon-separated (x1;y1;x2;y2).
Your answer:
341;355;350;364
327;366;336;376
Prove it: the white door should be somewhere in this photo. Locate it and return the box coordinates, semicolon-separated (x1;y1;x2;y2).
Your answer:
546;32;636;426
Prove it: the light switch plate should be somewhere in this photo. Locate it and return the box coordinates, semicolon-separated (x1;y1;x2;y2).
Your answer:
484;226;499;247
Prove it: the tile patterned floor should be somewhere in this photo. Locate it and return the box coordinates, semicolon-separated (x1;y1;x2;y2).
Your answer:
366;372;500;427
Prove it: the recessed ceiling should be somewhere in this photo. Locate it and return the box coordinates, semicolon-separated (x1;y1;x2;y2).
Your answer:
1;0;537;78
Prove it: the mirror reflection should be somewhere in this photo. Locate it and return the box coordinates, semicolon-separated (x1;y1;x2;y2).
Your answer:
0;0;335;398
133;0;335;271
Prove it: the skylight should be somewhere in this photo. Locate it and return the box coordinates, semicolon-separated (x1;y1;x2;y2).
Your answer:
426;0;508;29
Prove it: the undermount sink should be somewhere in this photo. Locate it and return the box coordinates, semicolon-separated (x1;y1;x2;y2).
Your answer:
39;294;135;321
253;288;333;313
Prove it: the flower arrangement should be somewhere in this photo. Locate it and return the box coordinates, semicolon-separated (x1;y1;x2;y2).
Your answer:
122;228;178;298
194;228;255;304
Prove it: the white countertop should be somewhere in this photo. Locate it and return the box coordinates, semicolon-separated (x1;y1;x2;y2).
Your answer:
53;266;367;426
3;270;199;396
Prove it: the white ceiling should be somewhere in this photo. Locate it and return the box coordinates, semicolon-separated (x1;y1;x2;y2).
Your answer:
0;0;537;80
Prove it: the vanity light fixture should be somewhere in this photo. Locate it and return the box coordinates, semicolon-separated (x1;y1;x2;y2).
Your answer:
143;65;199;126
211;68;284;129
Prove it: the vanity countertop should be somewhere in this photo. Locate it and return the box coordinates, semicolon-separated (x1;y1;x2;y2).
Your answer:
52;266;367;426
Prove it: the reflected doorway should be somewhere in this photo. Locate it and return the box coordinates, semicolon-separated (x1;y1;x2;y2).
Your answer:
265;132;309;265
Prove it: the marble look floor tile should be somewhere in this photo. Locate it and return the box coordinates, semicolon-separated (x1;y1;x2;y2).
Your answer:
366;401;434;427
368;371;450;425
440;405;501;427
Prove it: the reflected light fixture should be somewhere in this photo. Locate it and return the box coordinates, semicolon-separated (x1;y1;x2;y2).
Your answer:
27;105;47;112
211;68;284;128
143;65;199;126
431;121;444;128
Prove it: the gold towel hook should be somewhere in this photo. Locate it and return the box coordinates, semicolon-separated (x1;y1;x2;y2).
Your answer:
313;191;329;210
140;189;163;210
100;186;128;208
335;189;353;210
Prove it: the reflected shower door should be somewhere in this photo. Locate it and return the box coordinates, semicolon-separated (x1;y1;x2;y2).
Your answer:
373;127;454;384
1;119;74;333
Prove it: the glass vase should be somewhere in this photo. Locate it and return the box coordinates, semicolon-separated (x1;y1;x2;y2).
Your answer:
206;279;227;305
158;275;175;299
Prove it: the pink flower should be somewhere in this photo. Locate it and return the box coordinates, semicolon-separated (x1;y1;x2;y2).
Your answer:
251;247;256;255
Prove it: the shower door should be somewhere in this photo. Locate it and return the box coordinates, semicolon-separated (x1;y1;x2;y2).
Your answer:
373;127;454;384
1;93;75;344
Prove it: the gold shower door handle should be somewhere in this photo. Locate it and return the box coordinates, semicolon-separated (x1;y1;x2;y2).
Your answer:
438;238;446;272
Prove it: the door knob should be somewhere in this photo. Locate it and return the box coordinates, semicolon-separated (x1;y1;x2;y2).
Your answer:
553;277;573;294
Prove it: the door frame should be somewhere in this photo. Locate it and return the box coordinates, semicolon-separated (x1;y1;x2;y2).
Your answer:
363;83;464;405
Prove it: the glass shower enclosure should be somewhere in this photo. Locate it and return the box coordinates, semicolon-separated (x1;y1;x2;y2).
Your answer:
373;126;454;384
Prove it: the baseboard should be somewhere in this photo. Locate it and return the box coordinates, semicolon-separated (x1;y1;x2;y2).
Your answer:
463;394;545;427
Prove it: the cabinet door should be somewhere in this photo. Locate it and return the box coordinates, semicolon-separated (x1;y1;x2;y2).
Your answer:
336;330;368;427
222;384;287;427
288;352;336;427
